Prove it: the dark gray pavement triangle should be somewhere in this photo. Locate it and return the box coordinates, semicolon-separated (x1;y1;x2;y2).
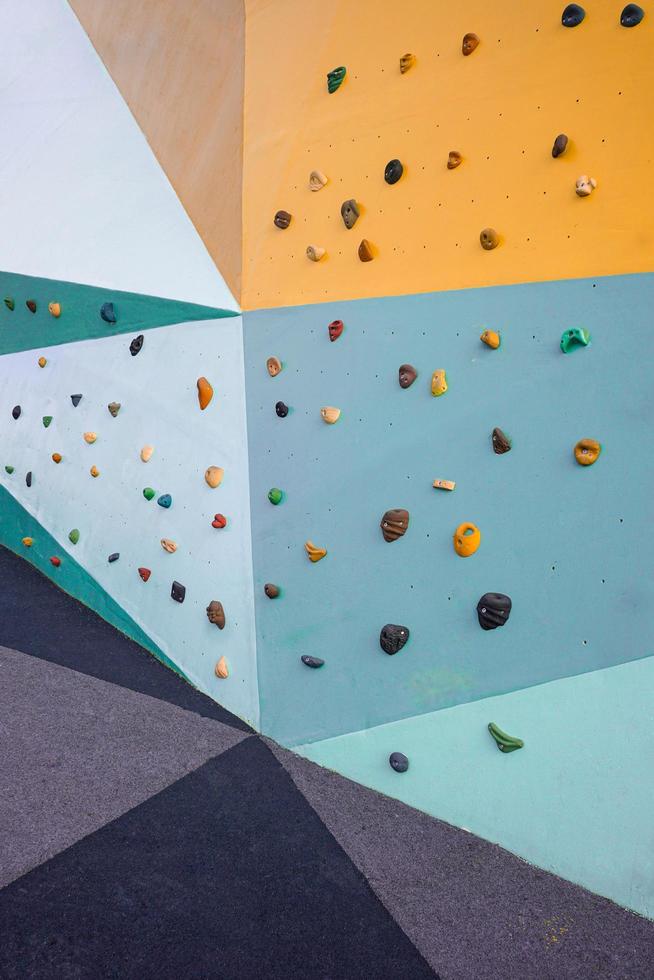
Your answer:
0;737;438;980
0;644;249;889
0;544;251;730
266;739;654;980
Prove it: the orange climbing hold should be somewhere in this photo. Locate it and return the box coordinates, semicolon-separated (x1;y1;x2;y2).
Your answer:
52;453;62;464
48;302;61;318
305;540;327;562
453;522;481;557
215;656;229;679
21;537;33;547
197;376;214;410
83;432;97;445
480;329;501;349
38;356;47;368
138;567;151;582
90;466;100;478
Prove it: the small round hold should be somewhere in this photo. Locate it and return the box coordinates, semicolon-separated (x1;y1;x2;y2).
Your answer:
575;175;597;197
380;624;410;655
108;553;120;563
5;465;14;474
552;134;569;158
49;556;61;568
68;529;80;545
462;33;479;55
25;472;32;487
306;244;326;262
320;406;340;424
399;364;417;388
560;327;590;353
107;401;121;417
574;438;601;466
477;593;512;630
212;513;227;529
301;655;325;668
562;3;585;26
274;210;292;229
389;752;409;773
447;151;462;169
141;445;154;462
130;334;144;356
480;228;499;250
143;487;155;500
267;356;282;377
90;466;100;478
276;401;289;418
38;357;47;368
341;199;360;229
264;583;280;598
52;453;62;464
268;487;283;505
492;427;512;454
358;239;374;262
171;581;186;603
384;159;403;184
48;302;61;318
100;302;116;323
138;567;151;582
157;493;172;508
12;405;21;420
453;522;481;557
21;537;32;547
621;3;645;26
309;170;328;191
26;299;37;313
205;465;224;488
328;319;344;342
327;66;346;93
83;432;97;444
480;329;500;349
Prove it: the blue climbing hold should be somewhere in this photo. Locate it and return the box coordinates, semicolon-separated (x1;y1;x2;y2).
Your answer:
100;302;116;324
157;493;172;508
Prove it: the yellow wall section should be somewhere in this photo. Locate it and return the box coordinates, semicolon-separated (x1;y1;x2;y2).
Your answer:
242;0;654;309
70;0;244;303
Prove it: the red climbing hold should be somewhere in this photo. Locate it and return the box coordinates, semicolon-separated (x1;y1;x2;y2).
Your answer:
212;514;227;529
49;556;61;568
138;567;151;582
328;320;344;342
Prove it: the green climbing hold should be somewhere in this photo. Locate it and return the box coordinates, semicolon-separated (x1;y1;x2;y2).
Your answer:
143;487;156;501
4;297;14;311
268;487;284;505
42;416;53;428
560;328;590;353
327;66;346;93
5;466;14;474
68;528;80;545
488;722;524;753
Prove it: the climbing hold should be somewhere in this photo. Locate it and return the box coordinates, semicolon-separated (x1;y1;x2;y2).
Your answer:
431;369;448;396
90;466;100;478
274;210;292;229
462;32;480;55
21;537;32;547
399;52;415;73
480;329;501;349
70;394;82;407
621;3;645;25
267;357;282;377
143;487;156;500
38;357;47;368
25;472;32;487
215;656;229;679
129;334;144;356
276;401;289;418
108;553;120;563
161;539;177;553
380;624;410;655
480;228;499;250
140;445;154;462
488;722;524;753
453;522;481;557
306;245;326;262
206;600;226;629
341;199;360;229
398;364;417;389
477;593;512;630
49;556;61;568
575;175;597;197
42;416;52;428
171;581;186;603
68;529;80;545
320;406;341;424
492;427;512;454
107;402;121;417
212;514;227;529
301;655;325;668
389;752;409;773
197;377;214;410
561;3;585;26
205;466;224;488
328;320;344;342
305;540;327;562
12;406;20;420
83;432;97;444
268;487;284;505
26;300;37;313
447;151;463;170
552;134;569;158
5;466;14;474
157;493;172;508
100;302;116;324
4;297;14;311
384;159;403;185
309;170;328;191
560;327;590;353
433;479;456;491
51;454;62;464
264;583;280;598
327;66;346;93
574;438;601;466
380;509;410;542
138;567;151;582
358;239;374;262
48;302;61;318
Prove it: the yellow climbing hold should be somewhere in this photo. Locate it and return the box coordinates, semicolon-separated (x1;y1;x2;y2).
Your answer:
140;445;154;462
38;356;47;368
433;479;456;491
22;537;33;547
215;656;229;679
480;329;501;349
205;466;224;488
83;432;97;444
48;302;61;318
453;522;481;557
431;370;448;396
90;465;100;478
305;540;327;563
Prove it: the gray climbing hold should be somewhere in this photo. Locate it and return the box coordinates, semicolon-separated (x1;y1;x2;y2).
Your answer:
25;471;32;487
70;394;83;407
12;406;20;420
157;493;172;508
389;752;409;773
129;334;144;356
108;402;121;417
108;553;120;563
171;581;186;603
100;302;116;323
301;655;324;668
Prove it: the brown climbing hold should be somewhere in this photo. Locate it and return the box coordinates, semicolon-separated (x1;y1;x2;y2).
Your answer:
492;427;512;454
215;656;229;679
138;567;151;582
83;432;97;444
107;402;121;417
48;302;61;318
341;199;360;229
574;438;601;466
399;364;417;389
267;357;282;377
480;228;499;250
380;509;410;542
205;466;224;488
320;406;341;424
552;134;569;158
22;537;33;547
399;53;415;73
197;377;214;410
447;151;462;170
26;300;37;313
264;583;280;598
309;170;328;191
274;210;292;229
50;556;61;567
306;245;326;262
206;600;226;629
161;539;177;554
358;239;374;262
90;466;100;478
433;479;456;491
328;320;344;342
462;33;480;55
52;453;62;464
38;356;47;368
305;540;327;562
480;329;501;349
140;445;154;462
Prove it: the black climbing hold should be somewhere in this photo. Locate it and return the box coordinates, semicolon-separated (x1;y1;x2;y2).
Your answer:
561;3;585;26
552;134;569;158
171;581;186;603
4;297;14;311
11;405;21;420
389;752;409;773
301;655;324;668
491;427;512;454
25;471;32;487
477;593;512;630
621;3;644;25
108;553;120;563
26;299;37;313
100;301;116;323
129;334;144;356
380;624;410;655
70;394;83;407
384;159;404;185
275;401;289;418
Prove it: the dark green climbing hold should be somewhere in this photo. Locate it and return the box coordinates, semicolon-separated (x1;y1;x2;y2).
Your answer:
108;553;120;563
157;493;172;508
560;327;590;353
143;487;156;501
268;488;283;505
68;529;80;545
100;302;116;324
327;66;346;93
4;297;14;311
488;722;524;753
70;394;82;407
42;416;53;428
5;466;14;474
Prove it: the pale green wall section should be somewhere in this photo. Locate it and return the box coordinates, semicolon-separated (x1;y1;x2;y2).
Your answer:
295;658;654;918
